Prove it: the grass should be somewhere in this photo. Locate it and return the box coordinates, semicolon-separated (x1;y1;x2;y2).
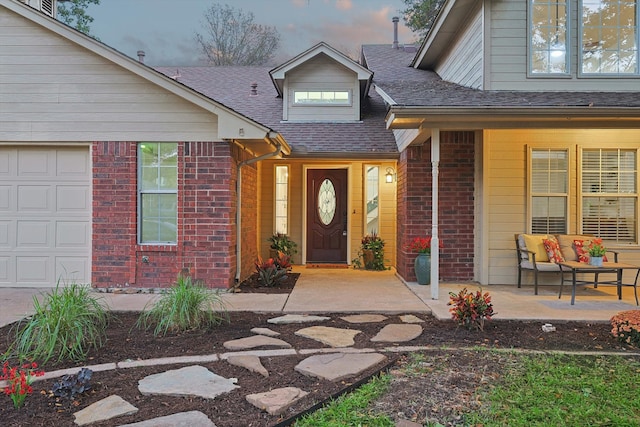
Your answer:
295;373;393;426
136;274;228;336
466;353;640;426
7;281;108;364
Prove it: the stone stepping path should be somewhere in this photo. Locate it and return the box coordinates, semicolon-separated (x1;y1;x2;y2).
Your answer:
295;325;361;347
295;352;387;381
64;313;426;426
138;365;239;399
246;387;309;415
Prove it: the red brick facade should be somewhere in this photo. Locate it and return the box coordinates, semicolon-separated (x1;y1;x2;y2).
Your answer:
92;141;258;289
396;131;475;283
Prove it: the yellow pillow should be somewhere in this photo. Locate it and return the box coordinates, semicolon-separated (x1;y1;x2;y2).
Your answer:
522;234;549;262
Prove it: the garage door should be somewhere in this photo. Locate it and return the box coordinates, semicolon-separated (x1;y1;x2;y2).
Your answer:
0;147;91;287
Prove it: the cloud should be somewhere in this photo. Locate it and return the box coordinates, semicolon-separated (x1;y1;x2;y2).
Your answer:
335;0;353;11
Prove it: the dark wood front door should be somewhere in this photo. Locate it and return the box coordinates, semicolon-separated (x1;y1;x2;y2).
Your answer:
307;169;348;263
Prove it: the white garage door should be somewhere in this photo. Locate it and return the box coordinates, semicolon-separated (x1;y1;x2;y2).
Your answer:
0;147;91;287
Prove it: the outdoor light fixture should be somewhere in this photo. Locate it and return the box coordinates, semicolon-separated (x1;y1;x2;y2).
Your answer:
385;167;396;183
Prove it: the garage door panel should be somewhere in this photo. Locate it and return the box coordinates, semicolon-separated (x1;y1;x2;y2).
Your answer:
16;221;50;247
57;186;90;211
18;150;51;177
56;257;89;285
16;256;49;282
56;221;89;247
0;147;91;287
17;185;51;211
0;186;10;210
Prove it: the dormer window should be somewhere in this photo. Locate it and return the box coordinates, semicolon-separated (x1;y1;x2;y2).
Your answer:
293;90;351;106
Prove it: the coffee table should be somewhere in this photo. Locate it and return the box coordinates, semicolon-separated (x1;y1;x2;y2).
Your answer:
558;261;640;305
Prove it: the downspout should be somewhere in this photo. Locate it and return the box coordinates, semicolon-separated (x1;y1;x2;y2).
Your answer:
235;140;284;283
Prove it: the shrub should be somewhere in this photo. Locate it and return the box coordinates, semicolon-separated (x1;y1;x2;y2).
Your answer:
52;368;93;399
610;310;640;347
448;287;495;331
267;233;298;257
10;281;108;364
136;274;228;337
255;253;291;287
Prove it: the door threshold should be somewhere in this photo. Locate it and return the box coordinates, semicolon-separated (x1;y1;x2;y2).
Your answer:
305;263;350;269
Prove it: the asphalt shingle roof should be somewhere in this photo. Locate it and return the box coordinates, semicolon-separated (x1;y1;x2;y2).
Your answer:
155;65;398;157
362;44;640;109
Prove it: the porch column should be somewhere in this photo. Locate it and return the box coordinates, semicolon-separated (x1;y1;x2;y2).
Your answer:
431;129;440;300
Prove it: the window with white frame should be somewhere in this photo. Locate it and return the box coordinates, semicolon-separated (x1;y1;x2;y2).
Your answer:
365;166;379;234
581;149;637;241
581;0;638;74
275;165;289;234
138;143;178;244
293;90;351;105
530;0;569;74
530;149;569;233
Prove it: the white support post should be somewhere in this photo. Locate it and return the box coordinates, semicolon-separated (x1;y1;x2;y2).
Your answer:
431;129;440;300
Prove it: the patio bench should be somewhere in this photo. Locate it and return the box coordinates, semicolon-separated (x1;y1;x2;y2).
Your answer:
515;233;619;295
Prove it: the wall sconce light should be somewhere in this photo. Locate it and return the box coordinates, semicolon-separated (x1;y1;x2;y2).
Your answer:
385;167;396;183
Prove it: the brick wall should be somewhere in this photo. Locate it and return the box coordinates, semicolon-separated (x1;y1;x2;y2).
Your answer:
397;131;475;282
92;141;254;289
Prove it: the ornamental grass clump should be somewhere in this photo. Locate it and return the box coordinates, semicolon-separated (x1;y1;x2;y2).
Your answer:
1;361;44;409
610;310;640;347
448;287;495;331
137;274;228;337
10;281;108;364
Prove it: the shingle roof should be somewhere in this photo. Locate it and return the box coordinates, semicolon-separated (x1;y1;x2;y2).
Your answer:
362;44;640;108
155;66;398;158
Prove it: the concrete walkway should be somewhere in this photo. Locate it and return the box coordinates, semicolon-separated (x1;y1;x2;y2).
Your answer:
1;266;638;328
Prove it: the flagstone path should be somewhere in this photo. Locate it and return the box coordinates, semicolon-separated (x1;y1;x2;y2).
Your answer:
45;313;426;426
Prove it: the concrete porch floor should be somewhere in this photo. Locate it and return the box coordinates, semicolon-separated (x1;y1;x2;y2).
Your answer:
1;266;638;328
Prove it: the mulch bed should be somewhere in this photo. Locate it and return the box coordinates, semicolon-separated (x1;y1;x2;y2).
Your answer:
0;274;637;426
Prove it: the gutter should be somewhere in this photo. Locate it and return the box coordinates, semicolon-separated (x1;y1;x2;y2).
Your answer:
235;133;287;283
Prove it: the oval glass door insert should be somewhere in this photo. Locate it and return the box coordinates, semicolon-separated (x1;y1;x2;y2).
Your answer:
318;178;336;225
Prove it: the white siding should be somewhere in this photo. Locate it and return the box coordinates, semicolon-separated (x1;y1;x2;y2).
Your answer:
436;5;484;89
0;8;219;142
285;54;360;121
487;0;640;90
484;129;640;286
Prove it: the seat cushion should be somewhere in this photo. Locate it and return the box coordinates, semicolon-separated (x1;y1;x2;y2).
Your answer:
522;234;549;262
520;260;564;271
543;236;565;263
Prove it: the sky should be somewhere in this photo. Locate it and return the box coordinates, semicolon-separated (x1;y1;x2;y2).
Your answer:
85;0;416;66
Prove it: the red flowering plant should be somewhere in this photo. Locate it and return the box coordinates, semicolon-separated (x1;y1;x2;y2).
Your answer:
1;361;45;409
448;288;495;331
405;236;443;255
588;238;607;257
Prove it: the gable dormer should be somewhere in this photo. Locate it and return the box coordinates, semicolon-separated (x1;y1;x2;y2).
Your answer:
269;42;373;122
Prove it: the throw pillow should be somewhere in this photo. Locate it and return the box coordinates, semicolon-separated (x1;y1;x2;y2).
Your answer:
523;234;549;262
574;239;608;263
543;237;565;263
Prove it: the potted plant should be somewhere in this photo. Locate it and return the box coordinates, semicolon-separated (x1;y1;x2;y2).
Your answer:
267;233;298;260
406;236;443;285
358;232;386;270
587;237;606;267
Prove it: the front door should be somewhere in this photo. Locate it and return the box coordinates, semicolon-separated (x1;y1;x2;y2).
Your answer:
306;169;348;263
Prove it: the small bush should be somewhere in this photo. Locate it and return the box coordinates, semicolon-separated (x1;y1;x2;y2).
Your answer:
610;310;640;347
136;274;228;337
52;368;93;399
448;287;495;331
255;253;291;287
10;281;108;364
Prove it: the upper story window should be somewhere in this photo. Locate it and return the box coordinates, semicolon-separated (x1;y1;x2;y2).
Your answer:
138;143;178;244
530;0;569;74
580;0;638;74
293;90;351;105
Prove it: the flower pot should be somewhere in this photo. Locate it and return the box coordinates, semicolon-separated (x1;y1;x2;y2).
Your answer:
589;256;603;267
414;253;430;285
362;249;374;269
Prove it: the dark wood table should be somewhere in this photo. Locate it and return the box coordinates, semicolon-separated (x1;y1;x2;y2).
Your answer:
558;261;640;305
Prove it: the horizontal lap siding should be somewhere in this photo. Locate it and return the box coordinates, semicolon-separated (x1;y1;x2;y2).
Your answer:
0;9;219;142
436;6;483;89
